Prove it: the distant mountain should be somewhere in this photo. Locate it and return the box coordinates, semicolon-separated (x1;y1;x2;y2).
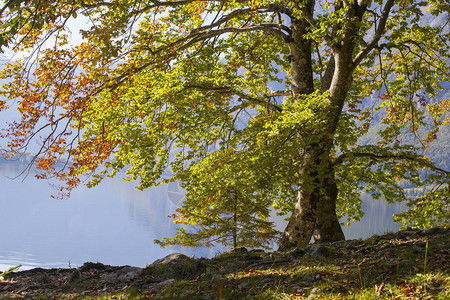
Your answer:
0;152;37;165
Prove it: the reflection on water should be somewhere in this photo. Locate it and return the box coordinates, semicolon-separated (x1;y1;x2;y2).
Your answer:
0;250;61;271
0;162;215;271
0;161;405;271
341;193;406;239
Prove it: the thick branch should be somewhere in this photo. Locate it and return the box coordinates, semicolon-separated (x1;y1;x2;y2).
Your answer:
320;56;335;93
99;23;289;93
191;8;291;37
264;90;291;97
334;152;449;175
192;23;290;41
352;0;395;69
183;84;283;113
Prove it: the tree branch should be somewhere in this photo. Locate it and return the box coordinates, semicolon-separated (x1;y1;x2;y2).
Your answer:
334;151;449;175
264;90;291;98
191;8;291;37
97;23;289;93
182;83;284;113
0;0;17;16
352;0;395;69
301;10;333;45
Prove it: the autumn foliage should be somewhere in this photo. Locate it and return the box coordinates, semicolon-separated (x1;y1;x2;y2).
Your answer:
0;0;448;248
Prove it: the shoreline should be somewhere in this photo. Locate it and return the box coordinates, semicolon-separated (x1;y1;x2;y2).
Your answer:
1;227;448;299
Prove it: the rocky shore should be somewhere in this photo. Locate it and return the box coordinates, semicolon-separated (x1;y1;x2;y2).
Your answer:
1;227;449;299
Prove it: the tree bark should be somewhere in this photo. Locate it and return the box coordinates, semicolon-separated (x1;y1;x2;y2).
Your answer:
312;163;345;243
278;142;345;250
278;0;371;250
277;2;319;250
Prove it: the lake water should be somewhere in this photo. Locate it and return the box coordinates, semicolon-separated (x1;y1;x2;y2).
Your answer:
0;161;405;272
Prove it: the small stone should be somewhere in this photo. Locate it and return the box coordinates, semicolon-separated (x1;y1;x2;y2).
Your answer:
306;244;328;257
148;278;177;293
102;266;142;283
158;278;176;288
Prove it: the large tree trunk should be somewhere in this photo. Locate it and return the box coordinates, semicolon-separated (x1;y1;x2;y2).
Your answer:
308;1;369;245
312;167;345;243
278;143;345;250
278;0;367;250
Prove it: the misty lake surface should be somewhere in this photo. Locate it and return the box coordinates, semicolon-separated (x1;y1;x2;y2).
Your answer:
0;161;405;271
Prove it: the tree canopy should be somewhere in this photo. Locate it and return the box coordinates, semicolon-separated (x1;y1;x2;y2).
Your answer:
0;0;448;249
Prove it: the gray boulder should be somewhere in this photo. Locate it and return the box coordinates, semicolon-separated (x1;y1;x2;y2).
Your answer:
150;253;190;266
146;253;199;280
102;266;143;283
